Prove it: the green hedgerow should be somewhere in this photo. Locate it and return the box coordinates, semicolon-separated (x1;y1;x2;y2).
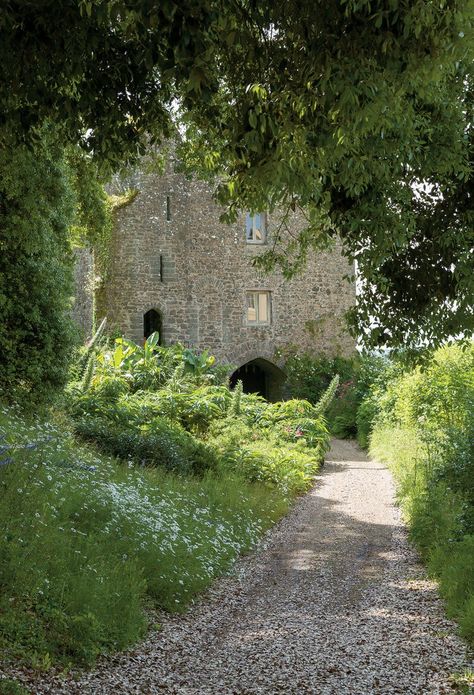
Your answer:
369;342;474;646
0;131;76;405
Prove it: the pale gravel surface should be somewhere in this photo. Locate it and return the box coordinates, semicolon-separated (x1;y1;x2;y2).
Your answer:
3;439;473;694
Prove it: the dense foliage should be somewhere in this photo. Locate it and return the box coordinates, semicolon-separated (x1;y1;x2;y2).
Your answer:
69;334;331;494
366;343;474;645
0;127;113;405
1;1;472;350
281;349;387;439
0;135;76;404
0;338;334;669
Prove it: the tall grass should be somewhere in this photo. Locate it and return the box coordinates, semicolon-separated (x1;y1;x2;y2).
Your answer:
368;343;474;645
0;405;286;668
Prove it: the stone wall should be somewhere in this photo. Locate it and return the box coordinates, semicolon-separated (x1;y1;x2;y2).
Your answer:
72;246;94;340
97;159;356;368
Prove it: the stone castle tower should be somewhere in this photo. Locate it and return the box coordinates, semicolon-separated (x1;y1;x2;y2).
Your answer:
73;158;356;399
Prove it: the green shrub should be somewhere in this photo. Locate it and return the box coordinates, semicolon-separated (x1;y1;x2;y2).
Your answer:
280;349;355;403
170;385;231;432
238;391;270;424
281;349;389;439
356;357;399;447
224;440;321;496
208;409;327;495
0;132;76;405
262;398;317;423
143;417;219;475
275;416;329;450
0;680;29;695
74;413;217;476
355;395;378;449
369;342;474;646
207;418;256;446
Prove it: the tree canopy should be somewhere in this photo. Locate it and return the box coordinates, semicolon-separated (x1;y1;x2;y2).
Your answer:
1;0;473;351
0;129;110;403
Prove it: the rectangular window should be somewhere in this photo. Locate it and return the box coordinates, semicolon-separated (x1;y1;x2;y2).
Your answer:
246;291;271;324
166;195;171;221
245;212;266;243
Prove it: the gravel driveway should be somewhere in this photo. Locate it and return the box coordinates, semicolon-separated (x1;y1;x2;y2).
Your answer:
9;440;474;694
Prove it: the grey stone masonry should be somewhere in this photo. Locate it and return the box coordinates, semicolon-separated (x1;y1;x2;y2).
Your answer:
72;246;94;340
93;158;356;369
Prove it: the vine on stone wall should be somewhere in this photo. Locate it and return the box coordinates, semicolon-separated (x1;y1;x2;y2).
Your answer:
95;189;138;287
67;146;140;306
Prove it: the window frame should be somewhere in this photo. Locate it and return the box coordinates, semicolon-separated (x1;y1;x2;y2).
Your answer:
245;212;267;244
245;290;272;326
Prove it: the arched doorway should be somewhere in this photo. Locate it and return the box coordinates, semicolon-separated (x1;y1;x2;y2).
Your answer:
143;309;163;344
229;358;285;401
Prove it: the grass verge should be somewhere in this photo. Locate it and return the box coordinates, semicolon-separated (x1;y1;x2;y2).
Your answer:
0;404;288;669
371;425;474;646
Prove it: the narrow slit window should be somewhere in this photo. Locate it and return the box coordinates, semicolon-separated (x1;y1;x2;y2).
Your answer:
245;212;266;243
166;196;171;221
246;291;271;324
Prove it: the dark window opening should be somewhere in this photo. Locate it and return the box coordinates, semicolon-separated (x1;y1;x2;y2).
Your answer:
166;196;171;221
144;309;163;344
229;358;285;402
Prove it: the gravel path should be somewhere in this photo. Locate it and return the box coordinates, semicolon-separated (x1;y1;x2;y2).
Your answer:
7;440;473;694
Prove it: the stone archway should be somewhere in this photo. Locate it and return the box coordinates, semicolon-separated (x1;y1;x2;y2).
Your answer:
229;358;286;402
143;308;163;343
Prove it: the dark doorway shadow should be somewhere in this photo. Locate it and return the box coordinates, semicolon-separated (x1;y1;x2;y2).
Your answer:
230;358;285;401
144;309;163;344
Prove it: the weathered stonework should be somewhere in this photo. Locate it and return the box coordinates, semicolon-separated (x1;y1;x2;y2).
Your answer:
72;246;94;340
87;157;356;389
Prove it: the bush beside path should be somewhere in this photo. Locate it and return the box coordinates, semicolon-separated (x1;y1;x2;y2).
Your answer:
16;440;473;695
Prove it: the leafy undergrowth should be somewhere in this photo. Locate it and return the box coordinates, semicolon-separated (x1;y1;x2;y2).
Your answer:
0;405;287;669
0;678;29;695
369;343;474;646
280;347;389;440
69;333;331;496
1;336;334;671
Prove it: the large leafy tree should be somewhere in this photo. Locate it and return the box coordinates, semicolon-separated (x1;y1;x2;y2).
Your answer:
0;133;77;403
0;130;109;403
1;0;473;351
